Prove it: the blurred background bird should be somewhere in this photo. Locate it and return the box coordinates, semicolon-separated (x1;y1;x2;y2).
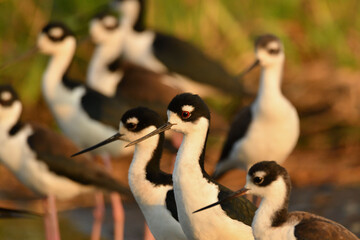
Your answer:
0;0;359;239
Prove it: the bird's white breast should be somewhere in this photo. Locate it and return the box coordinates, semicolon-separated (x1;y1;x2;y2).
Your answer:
232;98;299;169
128;146;186;240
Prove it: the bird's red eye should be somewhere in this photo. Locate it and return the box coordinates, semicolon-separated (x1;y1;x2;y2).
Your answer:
181;111;191;119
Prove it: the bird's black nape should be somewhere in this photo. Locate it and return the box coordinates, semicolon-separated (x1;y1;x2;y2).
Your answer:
168;93;210;122
255;34;280;49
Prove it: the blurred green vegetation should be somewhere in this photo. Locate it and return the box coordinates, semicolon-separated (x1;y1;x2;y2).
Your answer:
0;0;359;105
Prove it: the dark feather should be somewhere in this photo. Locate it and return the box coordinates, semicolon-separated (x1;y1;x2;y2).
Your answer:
61;75;133;129
291;211;359;240
217;186;256;226
218;106;252;163
27;124;130;195
153;32;243;95
165;189;179;221
81;87;133;129
116;61;182;105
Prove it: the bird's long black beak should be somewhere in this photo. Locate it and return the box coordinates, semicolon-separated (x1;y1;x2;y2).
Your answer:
126;122;175;147
193;187;249;214
238;59;260;78
71;132;123;157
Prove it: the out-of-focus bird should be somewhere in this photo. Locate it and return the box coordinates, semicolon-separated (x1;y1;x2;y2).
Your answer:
87;12;183;111
195;161;359;240
0;84;130;240
213;34;299;178
111;0;244;97
37;22;134;240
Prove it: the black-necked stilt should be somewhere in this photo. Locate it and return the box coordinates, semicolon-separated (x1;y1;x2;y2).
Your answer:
127;93;257;239
195;161;359;240
87;12;183;108
111;0;244;96
0;85;130;240
37;22;133;240
72;107;187;240
37;22;133;157
213;34;299;178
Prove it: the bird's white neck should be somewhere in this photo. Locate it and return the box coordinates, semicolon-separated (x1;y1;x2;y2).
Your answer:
252;178;289;237
256;63;284;102
0;102;22;139
87;34;125;96
174;119;209;177
129;133;159;184
120;0;141;29
42;46;75;101
172;118;221;237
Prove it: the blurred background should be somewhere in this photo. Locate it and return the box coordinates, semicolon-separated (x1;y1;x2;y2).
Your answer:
0;0;359;239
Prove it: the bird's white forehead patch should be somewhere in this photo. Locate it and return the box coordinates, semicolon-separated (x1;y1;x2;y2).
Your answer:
267;41;280;50
254;171;267;178
1;91;12;101
126;117;139;125
181;105;194;112
49;27;64;38
103;16;117;28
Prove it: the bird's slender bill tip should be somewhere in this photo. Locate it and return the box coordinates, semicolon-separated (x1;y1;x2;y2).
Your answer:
71;133;123;157
238;59;260;79
192;187;249;214
125;122;175;147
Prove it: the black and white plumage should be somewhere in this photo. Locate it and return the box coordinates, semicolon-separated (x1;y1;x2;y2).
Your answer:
112;0;243;96
87;12;183;108
127;93;257;239
0;85;129;200
195;161;359;240
214;34;299;178
37;22;134;157
72;107;186;240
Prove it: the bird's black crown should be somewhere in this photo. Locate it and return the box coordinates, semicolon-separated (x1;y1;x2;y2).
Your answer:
168;93;210;122
42;22;74;42
248;161;289;187
121;107;164;132
93;11;120;30
255;34;281;55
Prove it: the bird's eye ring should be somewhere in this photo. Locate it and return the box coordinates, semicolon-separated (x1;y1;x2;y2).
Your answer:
181;111;191;119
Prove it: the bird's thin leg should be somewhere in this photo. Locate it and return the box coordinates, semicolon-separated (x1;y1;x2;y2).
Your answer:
102;153;125;240
91;192;105;240
143;223;155;240
42;194;61;240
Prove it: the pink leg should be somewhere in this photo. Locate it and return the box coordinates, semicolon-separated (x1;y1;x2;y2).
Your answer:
42;194;61;240
143;223;155;240
110;192;125;240
101;154;125;240
91;192;105;240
